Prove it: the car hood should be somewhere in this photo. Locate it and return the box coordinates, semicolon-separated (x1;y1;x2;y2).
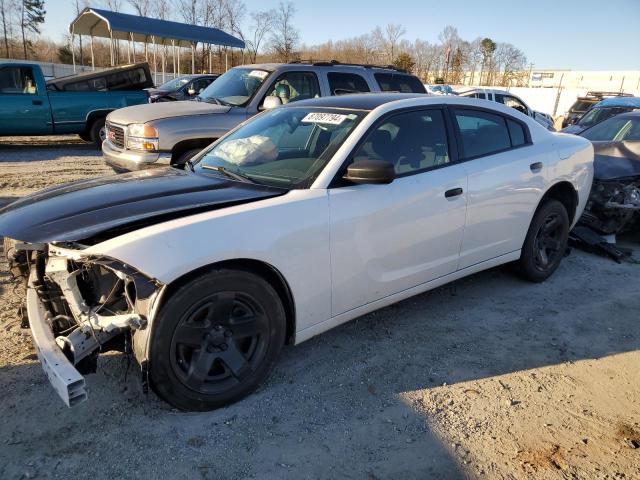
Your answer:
592;140;640;181
107;100;231;124
0;168;286;244
560;124;586;135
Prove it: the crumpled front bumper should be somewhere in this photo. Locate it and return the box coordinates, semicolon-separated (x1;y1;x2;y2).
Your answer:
26;269;87;407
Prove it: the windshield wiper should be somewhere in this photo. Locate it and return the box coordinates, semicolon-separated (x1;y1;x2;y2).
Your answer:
200;96;230;106
201;165;254;183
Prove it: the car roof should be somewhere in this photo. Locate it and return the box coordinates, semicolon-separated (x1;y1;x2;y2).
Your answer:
236;62;409;74
283;93;428;111
593;97;640;108
457;87;510;95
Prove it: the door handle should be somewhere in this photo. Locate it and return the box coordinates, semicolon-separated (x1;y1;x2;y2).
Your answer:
32;100;43;106
444;187;464;198
530;162;543;172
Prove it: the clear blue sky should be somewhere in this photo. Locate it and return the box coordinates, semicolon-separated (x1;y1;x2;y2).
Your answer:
42;0;640;70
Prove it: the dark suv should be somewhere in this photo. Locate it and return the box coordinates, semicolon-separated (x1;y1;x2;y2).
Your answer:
562;91;633;128
561;96;640;135
103;61;426;172
147;74;219;103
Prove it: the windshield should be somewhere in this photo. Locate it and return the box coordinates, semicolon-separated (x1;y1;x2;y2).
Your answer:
193;107;365;188
578;107;630;127
570;100;596;113
198;68;270;107
582;116;640;141
158;77;191;91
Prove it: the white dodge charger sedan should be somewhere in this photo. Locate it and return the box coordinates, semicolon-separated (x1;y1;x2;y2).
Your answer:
0;93;593;411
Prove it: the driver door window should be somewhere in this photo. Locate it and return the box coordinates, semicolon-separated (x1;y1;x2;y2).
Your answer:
352;109;450;176
266;72;320;105
0;67;37;94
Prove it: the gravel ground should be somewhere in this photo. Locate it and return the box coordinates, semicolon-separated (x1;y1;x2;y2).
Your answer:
0;137;639;480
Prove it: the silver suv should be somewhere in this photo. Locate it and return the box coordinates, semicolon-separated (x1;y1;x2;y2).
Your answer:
102;61;426;172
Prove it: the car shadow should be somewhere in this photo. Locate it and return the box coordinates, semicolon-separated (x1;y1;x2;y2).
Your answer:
0;250;638;479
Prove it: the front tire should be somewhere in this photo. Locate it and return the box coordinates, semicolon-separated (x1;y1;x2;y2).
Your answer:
89;117;106;149
517;199;569;282
149;269;286;411
173;148;203;168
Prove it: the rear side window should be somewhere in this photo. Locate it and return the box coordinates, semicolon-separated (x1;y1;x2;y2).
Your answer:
475;93;486;99
327;72;370;95
374;73;426;93
507;119;526;146
454;109;512;158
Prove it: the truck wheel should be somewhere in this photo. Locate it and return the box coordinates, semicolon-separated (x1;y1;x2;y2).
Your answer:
517;200;569;283
149;269;286;411
174;148;203;168
78;132;91;142
89;118;106;148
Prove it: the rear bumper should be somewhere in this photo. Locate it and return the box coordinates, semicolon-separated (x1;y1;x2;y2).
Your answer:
102;140;171;172
26;269;87;407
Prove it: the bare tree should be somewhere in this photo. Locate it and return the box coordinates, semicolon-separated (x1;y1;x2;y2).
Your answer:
102;0;123;11
268;1;298;62
0;0;14;57
20;0;46;60
244;9;273;62
127;0;151;16
372;23;405;63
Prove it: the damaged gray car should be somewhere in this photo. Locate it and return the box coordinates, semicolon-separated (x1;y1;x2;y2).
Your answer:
570;110;640;260
579;111;640;235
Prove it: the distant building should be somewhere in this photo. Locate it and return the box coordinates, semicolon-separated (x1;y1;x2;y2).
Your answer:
528;70;640;92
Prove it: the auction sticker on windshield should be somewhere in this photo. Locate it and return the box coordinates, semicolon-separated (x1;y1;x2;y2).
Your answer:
248;70;268;79
301;113;349;125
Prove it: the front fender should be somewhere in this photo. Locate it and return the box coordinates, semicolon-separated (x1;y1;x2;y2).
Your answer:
85;189;332;336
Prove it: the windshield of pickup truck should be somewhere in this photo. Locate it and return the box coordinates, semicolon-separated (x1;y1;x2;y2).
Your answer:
198;68;269;107
193;107;365;188
158;77;191;91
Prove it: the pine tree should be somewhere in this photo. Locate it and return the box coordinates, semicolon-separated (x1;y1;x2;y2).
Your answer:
20;0;45;60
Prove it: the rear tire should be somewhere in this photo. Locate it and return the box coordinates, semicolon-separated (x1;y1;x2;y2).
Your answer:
149;269;286;411
517;199;569;282
89;117;106;149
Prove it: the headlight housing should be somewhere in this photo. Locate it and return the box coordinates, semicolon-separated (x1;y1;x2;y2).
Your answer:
127;123;159;151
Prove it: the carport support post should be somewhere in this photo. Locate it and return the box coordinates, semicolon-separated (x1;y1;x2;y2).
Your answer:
162;42;166;83
71;33;76;73
191;43;195;74
90;35;95;70
152;36;157;85
208;45;212;73
109;30;114;67
225;50;228;72
171;40;176;75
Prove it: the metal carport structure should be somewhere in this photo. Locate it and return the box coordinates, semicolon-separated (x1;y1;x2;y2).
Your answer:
69;7;245;78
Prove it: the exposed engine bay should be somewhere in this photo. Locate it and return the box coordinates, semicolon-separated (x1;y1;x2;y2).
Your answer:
6;239;164;406
580;177;640;235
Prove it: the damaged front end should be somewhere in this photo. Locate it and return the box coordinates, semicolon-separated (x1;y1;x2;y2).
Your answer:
15;241;165;407
580;177;640;235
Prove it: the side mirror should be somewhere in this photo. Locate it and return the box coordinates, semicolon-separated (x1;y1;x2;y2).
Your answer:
343;159;395;185
261;95;282;110
187;88;196;96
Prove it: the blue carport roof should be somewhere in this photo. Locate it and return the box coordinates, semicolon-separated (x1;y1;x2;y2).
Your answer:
70;7;245;49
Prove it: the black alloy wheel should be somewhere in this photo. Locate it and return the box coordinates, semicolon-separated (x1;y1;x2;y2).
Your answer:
170;291;269;394
150;269;286;411
518;199;570;282
532;212;564;272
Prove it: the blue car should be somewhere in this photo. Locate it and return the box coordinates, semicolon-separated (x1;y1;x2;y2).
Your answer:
561;96;640;135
